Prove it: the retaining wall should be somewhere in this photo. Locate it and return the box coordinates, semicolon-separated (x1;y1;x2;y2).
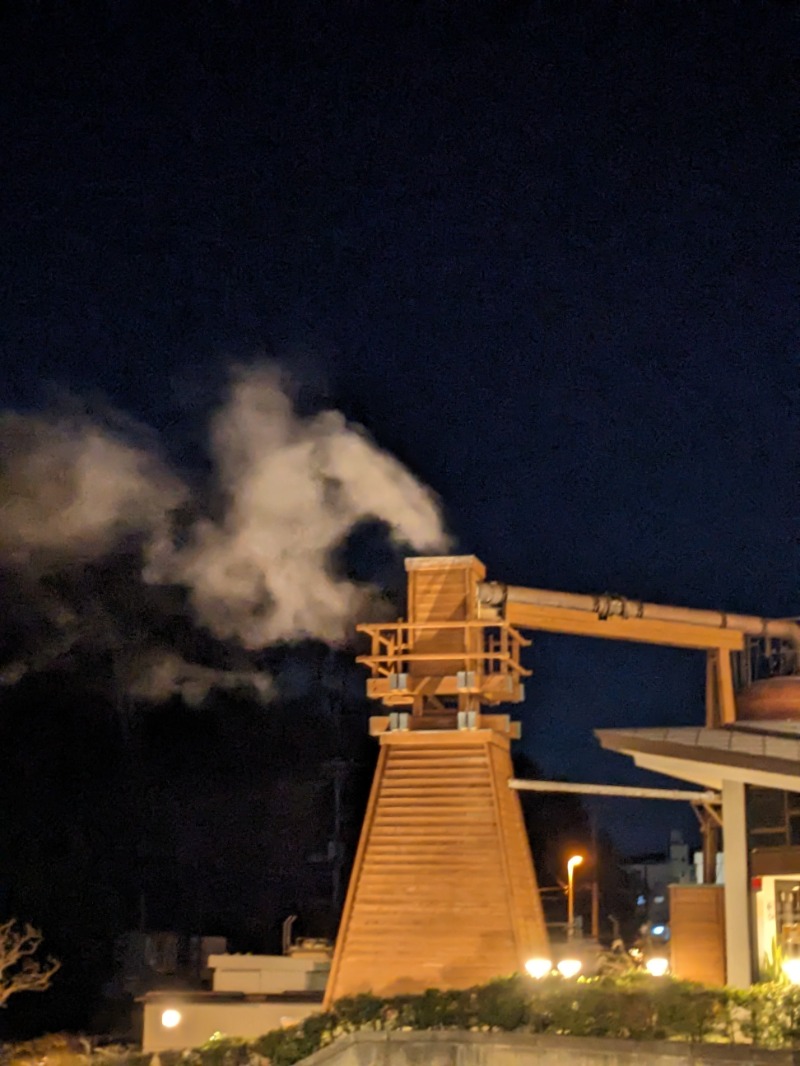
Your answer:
299;1030;799;1066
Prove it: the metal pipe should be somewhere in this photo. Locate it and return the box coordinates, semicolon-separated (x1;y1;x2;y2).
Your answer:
509;779;721;804
480;583;800;645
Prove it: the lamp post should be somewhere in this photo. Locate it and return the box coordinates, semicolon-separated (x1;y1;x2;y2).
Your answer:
567;855;584;940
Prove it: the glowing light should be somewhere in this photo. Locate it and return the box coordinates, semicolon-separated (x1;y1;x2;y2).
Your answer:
566;855;584;940
651;925;666;936
525;957;553;979
645;957;669;977
161;1009;182;1029
557;958;582;979
567;855;584;875
782;959;800;985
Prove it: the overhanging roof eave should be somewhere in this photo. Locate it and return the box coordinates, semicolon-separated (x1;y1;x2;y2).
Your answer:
595;728;800;789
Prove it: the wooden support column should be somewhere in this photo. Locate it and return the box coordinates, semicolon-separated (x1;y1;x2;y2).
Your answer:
717;651;737;726
705;651;719;727
706;649;738;727
699;807;720;885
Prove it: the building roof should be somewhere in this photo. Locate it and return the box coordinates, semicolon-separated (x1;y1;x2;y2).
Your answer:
595;725;800;789
139;990;324;1004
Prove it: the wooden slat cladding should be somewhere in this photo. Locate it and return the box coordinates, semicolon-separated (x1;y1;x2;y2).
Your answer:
669;885;726;986
324;730;549;1004
407;557;484;678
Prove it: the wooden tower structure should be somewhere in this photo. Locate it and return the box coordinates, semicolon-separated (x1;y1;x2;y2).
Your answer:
324;556;547;1005
324;555;799;1006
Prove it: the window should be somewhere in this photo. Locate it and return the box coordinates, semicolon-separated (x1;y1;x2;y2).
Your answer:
747;788;800;850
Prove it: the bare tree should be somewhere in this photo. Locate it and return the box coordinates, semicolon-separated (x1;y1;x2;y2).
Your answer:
0;920;60;1007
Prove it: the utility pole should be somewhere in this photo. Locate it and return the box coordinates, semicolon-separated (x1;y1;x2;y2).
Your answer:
330;758;348;914
591;814;600;940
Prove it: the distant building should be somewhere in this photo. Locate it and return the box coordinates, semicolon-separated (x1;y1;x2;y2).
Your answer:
623;830;696;930
106;932;228;999
140;947;330;1051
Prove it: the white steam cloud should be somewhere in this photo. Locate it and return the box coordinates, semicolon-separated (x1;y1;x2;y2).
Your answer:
146;366;449;646
0;366;449;700
0;412;186;566
127;651;274;707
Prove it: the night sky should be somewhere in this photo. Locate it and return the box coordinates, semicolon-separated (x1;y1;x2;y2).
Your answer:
0;0;797;1032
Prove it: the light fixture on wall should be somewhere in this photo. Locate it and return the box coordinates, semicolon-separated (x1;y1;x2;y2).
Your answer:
645;957;669;977
161;1009;182;1029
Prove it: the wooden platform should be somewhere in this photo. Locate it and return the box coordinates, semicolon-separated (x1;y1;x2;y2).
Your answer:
323;728;548;1005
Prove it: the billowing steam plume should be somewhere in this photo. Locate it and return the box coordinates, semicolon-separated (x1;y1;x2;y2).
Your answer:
145;366;446;646
0;366;449;703
0;411;185;566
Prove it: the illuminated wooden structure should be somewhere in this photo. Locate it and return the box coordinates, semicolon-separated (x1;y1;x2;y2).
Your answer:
324;557;546;1004
324;555;799;1005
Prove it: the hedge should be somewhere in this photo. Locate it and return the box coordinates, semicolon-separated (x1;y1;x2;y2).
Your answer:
5;975;800;1066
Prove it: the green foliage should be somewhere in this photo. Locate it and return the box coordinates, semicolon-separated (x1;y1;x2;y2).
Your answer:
326;993;383;1028
761;936;789;984
3;1034;91;1066
386;989;471;1031
156;1052;183;1066
11;976;800;1066
229;976;800;1058
190;1034;251;1066
537;980;654;1039
471;976;530;1031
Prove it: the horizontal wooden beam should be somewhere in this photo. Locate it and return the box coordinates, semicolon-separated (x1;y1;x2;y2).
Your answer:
366;675;525;704
510;778;721;804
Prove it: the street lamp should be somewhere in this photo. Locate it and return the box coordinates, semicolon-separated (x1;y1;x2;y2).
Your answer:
567;854;584;940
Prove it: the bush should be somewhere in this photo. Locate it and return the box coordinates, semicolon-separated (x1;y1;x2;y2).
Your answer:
328;993;383;1029
189;1035;251;1066
4;1034;92;1066
471;975;530;1031
652;980;733;1040
10;973;800;1066
383;989;469;1031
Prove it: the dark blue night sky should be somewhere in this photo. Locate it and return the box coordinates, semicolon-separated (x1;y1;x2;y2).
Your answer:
0;1;797;903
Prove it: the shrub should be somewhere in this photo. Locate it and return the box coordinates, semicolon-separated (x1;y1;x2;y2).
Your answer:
191;1035;251;1066
11;972;800;1066
392;988;471;1031
328;993;384;1029
156;1052;183;1066
538;981;656;1040
5;1034;92;1066
472;975;530;1031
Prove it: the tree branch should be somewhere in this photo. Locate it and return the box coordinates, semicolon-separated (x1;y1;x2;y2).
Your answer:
0;920;60;1007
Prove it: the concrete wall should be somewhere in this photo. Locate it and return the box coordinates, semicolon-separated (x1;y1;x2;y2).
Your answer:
142;1000;318;1052
299;1031;797;1066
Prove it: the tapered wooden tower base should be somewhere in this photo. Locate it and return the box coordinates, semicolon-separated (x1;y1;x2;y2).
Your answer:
323;727;548;1006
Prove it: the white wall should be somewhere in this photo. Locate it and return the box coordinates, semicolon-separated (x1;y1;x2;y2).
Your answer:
142;999;318;1052
209;953;330;994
